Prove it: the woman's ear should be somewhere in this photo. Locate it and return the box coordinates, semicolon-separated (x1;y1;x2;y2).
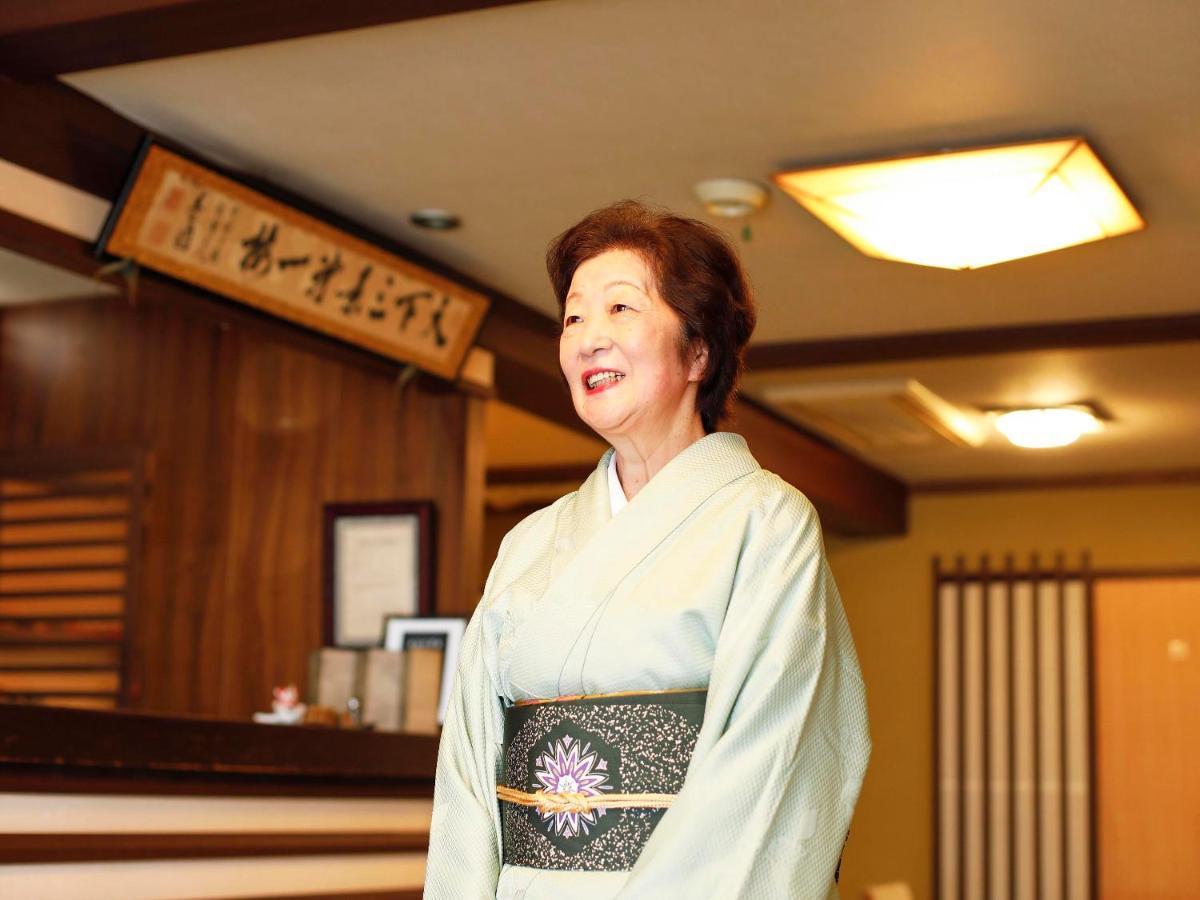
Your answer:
688;341;709;383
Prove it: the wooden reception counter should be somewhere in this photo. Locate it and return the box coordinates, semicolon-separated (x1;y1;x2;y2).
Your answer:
0;702;440;796
0;703;438;897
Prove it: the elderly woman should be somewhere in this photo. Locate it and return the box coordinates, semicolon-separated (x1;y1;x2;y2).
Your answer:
425;201;870;899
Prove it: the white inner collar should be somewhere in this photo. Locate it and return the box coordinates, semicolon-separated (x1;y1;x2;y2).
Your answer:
607;451;627;516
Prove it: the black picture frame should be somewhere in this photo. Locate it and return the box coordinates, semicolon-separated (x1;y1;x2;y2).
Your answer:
322;500;436;647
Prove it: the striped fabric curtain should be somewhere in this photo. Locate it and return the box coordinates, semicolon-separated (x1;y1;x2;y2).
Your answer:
934;554;1092;900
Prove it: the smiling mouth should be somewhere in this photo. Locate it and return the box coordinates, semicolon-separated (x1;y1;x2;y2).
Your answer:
584;370;625;392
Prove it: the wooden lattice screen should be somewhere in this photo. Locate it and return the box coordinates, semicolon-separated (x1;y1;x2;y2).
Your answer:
0;448;145;710
934;554;1093;900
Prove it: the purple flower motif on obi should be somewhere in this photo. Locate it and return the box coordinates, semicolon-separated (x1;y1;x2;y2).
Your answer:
533;733;612;838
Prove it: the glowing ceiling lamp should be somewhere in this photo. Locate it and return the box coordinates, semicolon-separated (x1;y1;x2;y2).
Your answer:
994;406;1103;449
772;137;1144;270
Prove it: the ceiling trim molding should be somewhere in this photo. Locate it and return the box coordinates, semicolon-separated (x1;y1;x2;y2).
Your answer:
0;0;543;80
746;312;1200;371
912;467;1200;495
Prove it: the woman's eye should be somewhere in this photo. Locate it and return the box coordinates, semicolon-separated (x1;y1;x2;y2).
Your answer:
563;314;581;327
611;303;630;313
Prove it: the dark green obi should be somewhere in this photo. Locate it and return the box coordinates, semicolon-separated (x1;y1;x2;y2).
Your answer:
497;688;707;871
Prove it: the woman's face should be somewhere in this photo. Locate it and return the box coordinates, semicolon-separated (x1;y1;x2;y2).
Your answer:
558;248;705;442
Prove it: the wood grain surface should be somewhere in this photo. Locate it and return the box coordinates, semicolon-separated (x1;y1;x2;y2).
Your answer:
0;830;429;863
0;287;484;718
1093;576;1200;899
0;701;439;792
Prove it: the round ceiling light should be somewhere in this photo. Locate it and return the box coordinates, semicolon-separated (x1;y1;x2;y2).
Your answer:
410;208;461;230
994;406;1104;449
692;178;769;218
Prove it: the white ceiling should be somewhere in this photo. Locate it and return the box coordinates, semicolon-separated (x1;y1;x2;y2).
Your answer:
54;0;1200;483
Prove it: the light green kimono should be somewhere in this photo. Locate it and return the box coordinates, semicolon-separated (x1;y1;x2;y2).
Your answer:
425;432;870;899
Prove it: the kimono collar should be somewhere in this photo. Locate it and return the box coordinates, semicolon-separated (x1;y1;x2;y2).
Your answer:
549;432;761;585
607;451;627;516
592;431;759;514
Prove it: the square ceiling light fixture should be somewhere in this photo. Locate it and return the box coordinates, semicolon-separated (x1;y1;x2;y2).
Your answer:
772;137;1144;270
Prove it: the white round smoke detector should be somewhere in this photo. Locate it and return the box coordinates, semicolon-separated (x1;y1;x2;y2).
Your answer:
692;178;769;217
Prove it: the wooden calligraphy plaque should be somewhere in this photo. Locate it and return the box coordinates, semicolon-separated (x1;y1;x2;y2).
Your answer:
100;143;489;380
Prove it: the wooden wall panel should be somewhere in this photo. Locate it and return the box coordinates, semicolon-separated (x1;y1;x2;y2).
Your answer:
0;293;482;718
1093;577;1200;899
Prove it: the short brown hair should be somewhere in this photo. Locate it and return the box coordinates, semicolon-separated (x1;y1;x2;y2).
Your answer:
546;200;756;434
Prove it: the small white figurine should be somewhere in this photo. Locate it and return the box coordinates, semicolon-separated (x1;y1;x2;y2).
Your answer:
252;683;307;725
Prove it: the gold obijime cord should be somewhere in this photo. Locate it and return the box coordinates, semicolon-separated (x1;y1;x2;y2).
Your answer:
512;686;704;708
497;786;677;814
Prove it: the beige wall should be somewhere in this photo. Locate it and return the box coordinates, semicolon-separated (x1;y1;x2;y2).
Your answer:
828;482;1200;899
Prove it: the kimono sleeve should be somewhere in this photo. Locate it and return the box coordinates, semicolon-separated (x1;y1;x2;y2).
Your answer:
424;533;513;899
615;487;871;900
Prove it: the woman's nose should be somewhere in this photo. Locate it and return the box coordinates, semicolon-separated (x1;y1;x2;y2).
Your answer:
580;315;613;354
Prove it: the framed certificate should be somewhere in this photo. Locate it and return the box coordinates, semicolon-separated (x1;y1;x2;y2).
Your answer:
322;500;435;647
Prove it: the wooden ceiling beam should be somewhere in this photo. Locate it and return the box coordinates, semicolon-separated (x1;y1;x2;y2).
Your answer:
746;312;1200;371
0;0;542;80
913;467;1200;495
731;398;907;535
0;78;144;199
